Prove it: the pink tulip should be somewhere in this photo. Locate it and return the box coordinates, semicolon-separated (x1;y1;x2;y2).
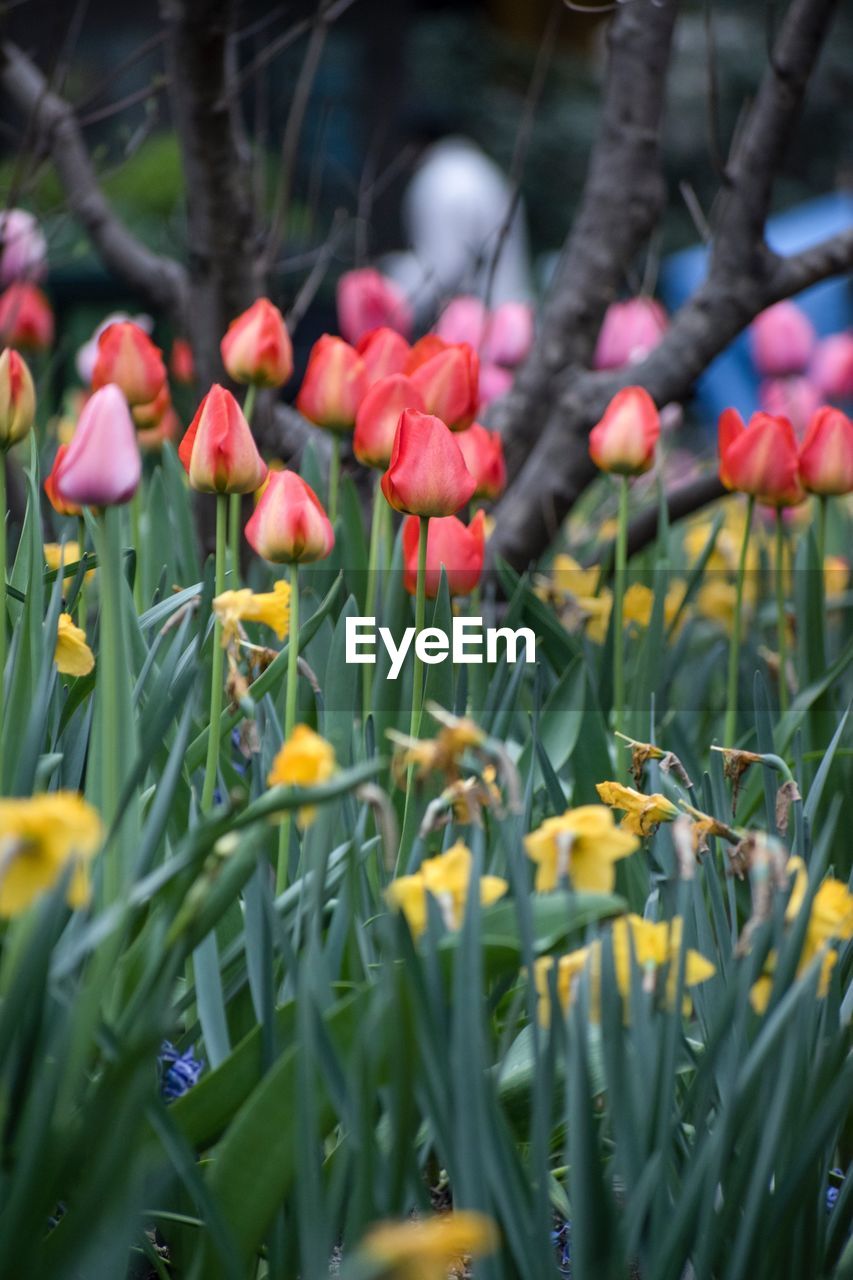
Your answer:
436;296;489;349
477;363;513;409
483;302;534;368
54;384;141;507
750;302;816;377
0;209;47;286
336;269;412;344
810;333;853;402
593;298;668;370
758;376;821;439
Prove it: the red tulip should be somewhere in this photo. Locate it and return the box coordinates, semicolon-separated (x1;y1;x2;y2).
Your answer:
718;408;804;507
0;210;47;285
295;335;369;433
484;301;534;368
436;296;488;349
179;384;267;494
245;469;335;564
220;297;293;388
750;302;816;378
455;422;506;501
0;348;35;450
593;298;667;370
798;406;853;496
409;342;479;431
0;282;54;351
589;387;660;475
381;409;476;517
353;374;426;470
356;327;410;385
810;333;853;402
336;268;412;344
402;509;485;598
53;384;141;507
132;381;172;431
170;337;195;385
91;321;166;407
44;443;82;516
405;334;448;374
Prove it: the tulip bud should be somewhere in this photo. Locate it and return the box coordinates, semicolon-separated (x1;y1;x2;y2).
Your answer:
353;374;426;470
0;209;47;286
336;268;412;344
170;338;195;385
45;444;82;515
296;335;369;432
436;296;488;349
810;333;853;402
0;282;54;351
402;509;485;598
455;422;506;501
484;301;534;368
91;321;166;406
750;302;816;378
477;363;513;409
356;326;410;385
593;298;667;370
245;469;335;564
138;405;180;453
53;384;141;507
718;408;804;507
179;384;268;495
132;381;172;431
589;387;660;475
0;348;35;450
409;342;479;431
381;409;476;517
798;406;853;496
220;297;293;388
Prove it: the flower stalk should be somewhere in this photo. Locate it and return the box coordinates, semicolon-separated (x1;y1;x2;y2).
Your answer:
201;493;228;811
723;495;755;746
612;474;629;740
775;509;789;716
0;457;6;783
229;382;257;585
276;561;300;894
328;435;341;525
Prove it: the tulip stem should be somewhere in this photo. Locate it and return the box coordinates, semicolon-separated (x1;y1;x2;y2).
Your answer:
775;509;789;717
94;506;124;903
409;516;429;743
816;494;827;573
201;494;228;812
276;562;300;894
0;457;6;784
612;475;629;742
363;478;385;720
328;437;341;525
723;495;755;745
229;385;257;586
130;486;143;613
76;514;87;625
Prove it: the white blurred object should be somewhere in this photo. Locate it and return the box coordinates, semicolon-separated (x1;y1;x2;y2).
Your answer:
0;209;47;286
75;312;154;385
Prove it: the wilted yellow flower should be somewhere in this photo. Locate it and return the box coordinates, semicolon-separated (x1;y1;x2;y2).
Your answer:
213;580;291;646
824;555;849;599
389;707;484;786
267;724;336;825
386;841;508;938
533;948;591;1024
524;805;638;894
550;554;600;600
595;781;679;836
622;583;654;629
606;914;715;1006
44;541;95;584
361;1211;499;1280
0;792;103;916
54;612;95;677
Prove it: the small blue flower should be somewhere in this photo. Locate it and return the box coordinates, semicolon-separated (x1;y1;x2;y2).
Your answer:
158;1041;204;1101
827;1169;844;1214
552;1220;571;1276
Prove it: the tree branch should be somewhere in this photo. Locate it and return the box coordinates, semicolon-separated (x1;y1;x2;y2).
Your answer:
0;40;189;320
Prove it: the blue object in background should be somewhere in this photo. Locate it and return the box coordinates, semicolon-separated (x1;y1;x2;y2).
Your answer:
659;193;853;426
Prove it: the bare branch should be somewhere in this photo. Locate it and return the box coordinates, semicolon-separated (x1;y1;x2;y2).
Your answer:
0;40;188;319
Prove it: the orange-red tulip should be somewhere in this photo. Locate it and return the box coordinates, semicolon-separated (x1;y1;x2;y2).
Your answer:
356;326;410;385
53;384;141;507
380;409;476;517
170;337;195;385
220;297;293;388
456;422;506;501
402;509;485;598
138;405;181;453
179;384;267;494
44;443;82;516
798;406;853;496
91;320;166;407
0;282;54;351
245;469;335;564
353;374;426;470
718;408;804;507
589;386;660;475
405;334;448;373
132;381;171;431
0;348;35;449
409;342;479;431
295;335;368;433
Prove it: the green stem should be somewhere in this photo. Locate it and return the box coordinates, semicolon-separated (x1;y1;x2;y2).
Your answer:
76;514;87;625
276;562;300;894
94;507;124;902
408;515;428;743
816;494;827;575
612;476;629;741
328;436;341;524
0;457;6;785
229;384;258;585
775;509;789;716
130;484;143;613
201;494;228;811
723;495;755;745
363;478;384;719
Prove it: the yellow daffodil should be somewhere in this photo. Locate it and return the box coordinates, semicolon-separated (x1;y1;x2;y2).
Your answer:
524;805;639;894
44;541;95;584
388;707;484;786
0;792;103;917
385;841;508;938
622;582;654;629
550;554;601;601
54;612;95;677
267;724;336;826
213;580;290;646
361;1212;499;1280
595;781;679;836
824;555;849;599
533;948;591;1025
606;914;715;1006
